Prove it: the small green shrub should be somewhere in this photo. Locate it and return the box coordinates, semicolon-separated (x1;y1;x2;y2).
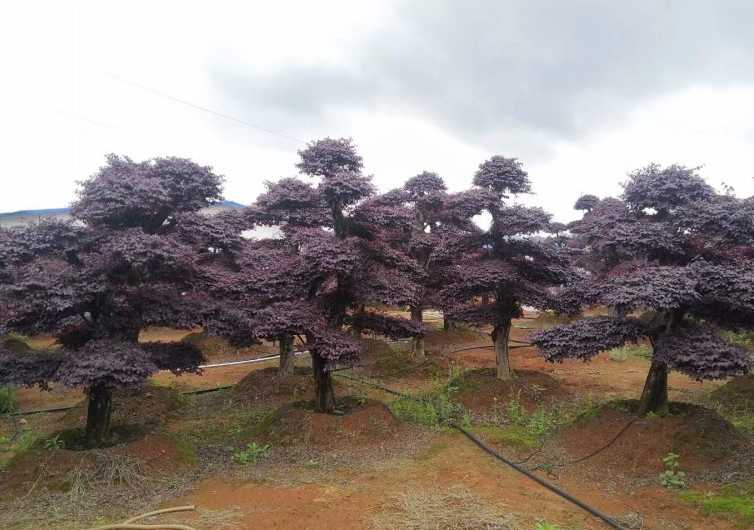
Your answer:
233;442;271;465
43;434;65;450
659;452;687;489
0;386;17;413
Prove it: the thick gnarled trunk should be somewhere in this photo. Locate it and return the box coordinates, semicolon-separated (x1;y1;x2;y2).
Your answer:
278;334;295;376
638;359;669;415
312;353;336;413
493;320;512;380
86;383;112;447
410;306;425;361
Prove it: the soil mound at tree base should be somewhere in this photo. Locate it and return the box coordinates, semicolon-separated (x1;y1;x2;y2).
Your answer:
180;331;237;359
558;401;750;476
58;384;184;432
0;433;189;499
256;398;401;448
233;366;314;405
425;327;486;352
455;368;569;415
710;375;754;409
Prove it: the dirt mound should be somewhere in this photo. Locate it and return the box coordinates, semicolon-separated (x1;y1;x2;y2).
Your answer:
181;331;237;359
256;399;401;448
455;369;569;415
558;401;750;476
710;375;754;409
425;327;486;353
361;337;396;357
233;366;314;405
113;433;192;471
59;384;184;431
0;433;189;499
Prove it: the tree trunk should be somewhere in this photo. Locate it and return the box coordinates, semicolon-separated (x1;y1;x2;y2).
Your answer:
494;321;513;380
312;353;336;413
410;306;425;361
278;334;295;376
638;359;669;415
85;383;112;447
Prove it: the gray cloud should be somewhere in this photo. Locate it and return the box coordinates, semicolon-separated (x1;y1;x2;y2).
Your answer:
207;0;754;158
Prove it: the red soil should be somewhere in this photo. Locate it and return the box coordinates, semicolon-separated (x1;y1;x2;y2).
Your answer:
233;366;315;406
260;400;401;448
559;403;750;476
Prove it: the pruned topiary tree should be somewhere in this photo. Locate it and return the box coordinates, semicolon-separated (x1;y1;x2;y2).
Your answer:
439;157;573;380
215;138;426;412
533;164;754;414
0;154;223;446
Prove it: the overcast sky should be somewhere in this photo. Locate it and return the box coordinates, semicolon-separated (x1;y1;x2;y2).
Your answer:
3;0;754;221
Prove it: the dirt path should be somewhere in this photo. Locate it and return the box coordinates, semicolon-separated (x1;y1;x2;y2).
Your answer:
173;432;729;530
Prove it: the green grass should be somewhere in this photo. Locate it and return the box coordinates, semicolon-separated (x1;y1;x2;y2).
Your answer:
0;386;18;413
472;424;540;449
533;522;564;530
173;406;275;453
607;343;652;361
681;482;754;527
721;330;754;350
233;441;271;465
468;392;603;451
170;434;198;465
388;378;469;429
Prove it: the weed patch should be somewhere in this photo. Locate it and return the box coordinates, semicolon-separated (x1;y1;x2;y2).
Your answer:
681;482;754;526
0;386;17;413
478;393;602;449
608;343;652;362
233;442;271;465
388;382;468;429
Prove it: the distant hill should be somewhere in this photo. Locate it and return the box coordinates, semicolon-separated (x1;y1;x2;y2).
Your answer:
0;200;245;228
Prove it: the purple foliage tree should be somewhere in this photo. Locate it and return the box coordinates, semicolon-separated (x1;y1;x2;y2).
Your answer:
238;138;425;412
532;164;753;414
370;171;451;360
0;155;222;446
440;157;573;380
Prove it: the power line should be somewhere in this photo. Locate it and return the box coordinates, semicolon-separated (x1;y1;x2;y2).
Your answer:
103;71;306;145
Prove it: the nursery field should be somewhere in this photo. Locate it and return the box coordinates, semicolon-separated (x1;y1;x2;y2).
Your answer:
2;314;753;530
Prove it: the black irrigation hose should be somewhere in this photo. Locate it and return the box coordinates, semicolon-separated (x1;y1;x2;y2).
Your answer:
333;372;626;530
452;423;625;530
4;404;74;417
563;417;640;466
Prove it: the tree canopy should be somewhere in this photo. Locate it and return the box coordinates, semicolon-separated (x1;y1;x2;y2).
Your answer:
533;164;753;414
439;156;573;379
0;155;223;445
